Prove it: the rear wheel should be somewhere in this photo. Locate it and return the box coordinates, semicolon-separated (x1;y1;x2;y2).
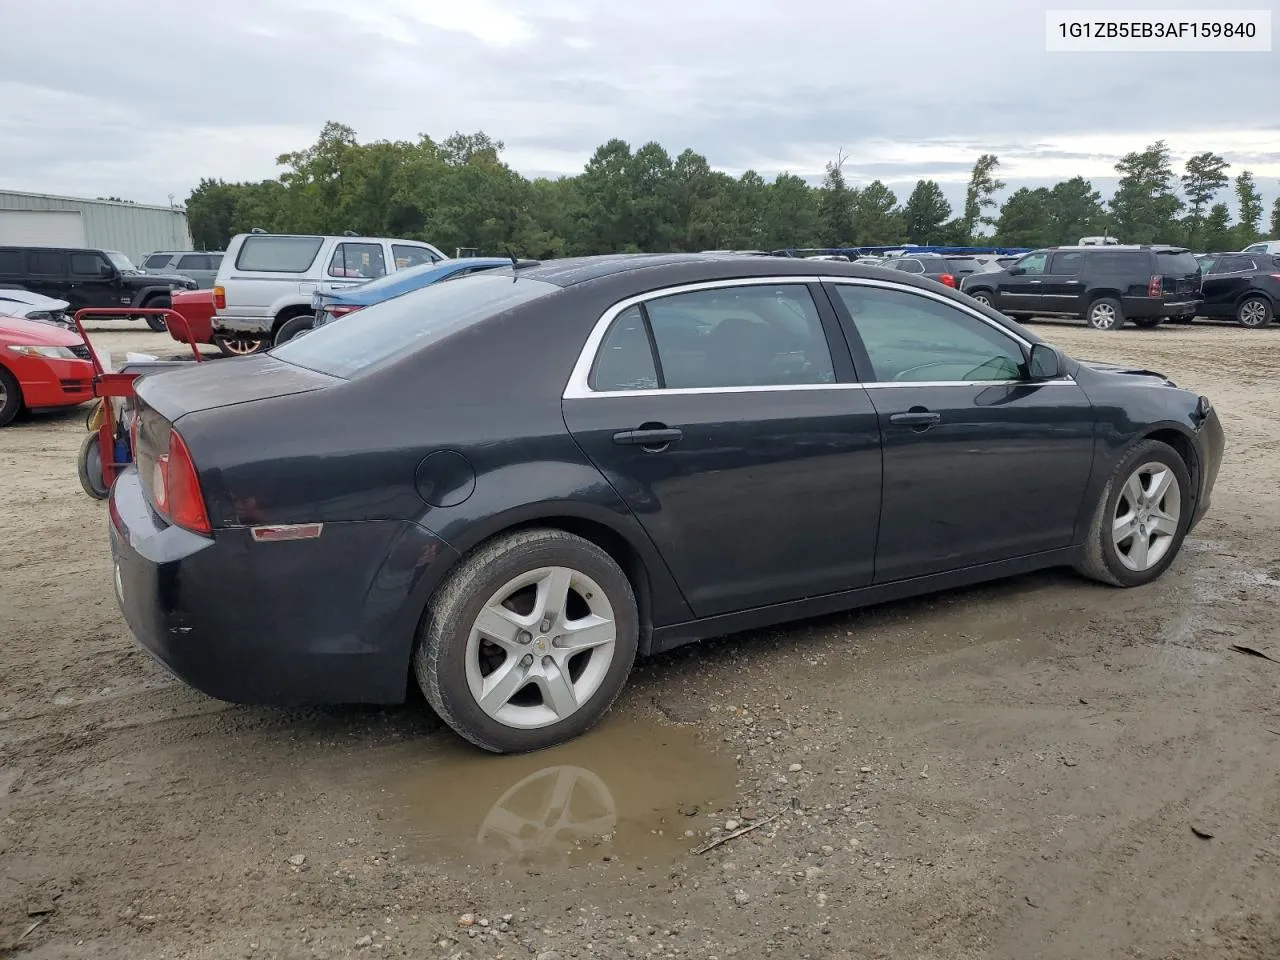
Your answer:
1074;439;1191;587
414;529;639;754
968;291;993;308
0;366;22;427
1087;297;1124;331
77;432;110;499
213;334;266;357
1237;296;1273;328
274;314;314;346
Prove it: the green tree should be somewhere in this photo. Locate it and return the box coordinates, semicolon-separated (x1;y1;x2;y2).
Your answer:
1272;196;1280;237
902;180;951;244
818;150;857;246
963;154;1004;239
853;180;901;245
1233;170;1263;248
762;173;822;250
995;187;1054;248
185;178;241;250
1046;176;1107;244
1180;151;1230;246
1202;203;1233;251
1109;140;1183;244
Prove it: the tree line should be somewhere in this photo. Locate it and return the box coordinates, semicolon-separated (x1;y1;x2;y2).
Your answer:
185;122;1280;258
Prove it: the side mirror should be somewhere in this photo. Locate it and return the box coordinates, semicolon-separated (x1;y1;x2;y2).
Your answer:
1007;266;1024;276
1027;343;1062;380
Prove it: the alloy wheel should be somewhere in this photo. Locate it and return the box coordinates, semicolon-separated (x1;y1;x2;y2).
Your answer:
1089;303;1118;330
465;565;617;730
217;336;262;356
1112;461;1181;572
972;293;992;307
1238;299;1268;328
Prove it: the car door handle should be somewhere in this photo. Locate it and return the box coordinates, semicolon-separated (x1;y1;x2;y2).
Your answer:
1065;280;1082;284
1028;279;1042;284
613;427;683;447
889;411;941;428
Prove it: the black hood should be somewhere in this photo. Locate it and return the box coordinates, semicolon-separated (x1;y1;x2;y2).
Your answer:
126;272;194;288
1077;359;1175;386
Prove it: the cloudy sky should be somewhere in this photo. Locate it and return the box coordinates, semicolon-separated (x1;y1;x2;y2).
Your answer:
2;0;1277;216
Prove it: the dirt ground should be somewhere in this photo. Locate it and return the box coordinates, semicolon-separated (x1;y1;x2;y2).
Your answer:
1;317;1278;960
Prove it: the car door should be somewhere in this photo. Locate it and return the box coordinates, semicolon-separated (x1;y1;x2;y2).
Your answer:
823;279;1095;583
562;279;883;619
22;249;70;303
1039;250;1087;315
1201;255;1252;318
998;251;1051;313
68;250;124;309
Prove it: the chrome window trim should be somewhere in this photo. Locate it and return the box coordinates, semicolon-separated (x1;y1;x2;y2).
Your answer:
562;274;1074;401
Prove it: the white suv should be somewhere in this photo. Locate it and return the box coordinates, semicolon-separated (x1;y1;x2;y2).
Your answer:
210;232;448;353
1242;239;1280;256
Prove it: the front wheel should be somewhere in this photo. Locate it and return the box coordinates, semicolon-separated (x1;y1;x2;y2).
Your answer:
1087;297;1124;331
0;366;22;427
274;315;314;346
1074;439;1191;587
414;529;639;754
1237;296;1273;328
77;432;110;499
213;334;267;357
142;296;171;332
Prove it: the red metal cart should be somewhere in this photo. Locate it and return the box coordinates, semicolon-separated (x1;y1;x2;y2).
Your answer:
73;307;205;499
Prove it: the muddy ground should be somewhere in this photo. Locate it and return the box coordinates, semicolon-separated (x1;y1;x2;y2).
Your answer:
1;318;1278;960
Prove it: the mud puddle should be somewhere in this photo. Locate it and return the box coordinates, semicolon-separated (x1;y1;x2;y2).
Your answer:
367;714;737;872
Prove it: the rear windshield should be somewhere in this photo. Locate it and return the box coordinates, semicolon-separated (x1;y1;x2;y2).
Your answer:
235;236;325;273
271;272;556;379
1156;251;1200;275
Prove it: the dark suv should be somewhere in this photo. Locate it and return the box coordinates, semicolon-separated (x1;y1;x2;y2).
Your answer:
0;246;197;332
880;253;981;289
1196;252;1278;328
959;245;1202;331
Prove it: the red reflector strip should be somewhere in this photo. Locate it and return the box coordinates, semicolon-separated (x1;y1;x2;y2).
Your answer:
250;523;324;543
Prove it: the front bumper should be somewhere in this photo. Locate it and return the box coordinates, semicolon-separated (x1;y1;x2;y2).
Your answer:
1190;407;1224;530
109;468;460;705
10;356;95;409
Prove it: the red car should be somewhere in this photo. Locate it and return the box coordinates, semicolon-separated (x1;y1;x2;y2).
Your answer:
0;314;96;426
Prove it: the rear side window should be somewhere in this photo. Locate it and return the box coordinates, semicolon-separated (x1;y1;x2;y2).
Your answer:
28;251;65;276
1092;251;1148;272
144;254;173;269
0;251;21;274
1156;252;1199;275
1051;251;1085;274
235;236;324;273
271;273;555;379
591;305;659;391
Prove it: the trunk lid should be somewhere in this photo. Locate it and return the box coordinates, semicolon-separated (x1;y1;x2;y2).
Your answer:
133;353;340;423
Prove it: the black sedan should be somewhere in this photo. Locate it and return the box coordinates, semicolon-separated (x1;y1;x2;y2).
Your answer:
109;254;1225;753
1195;252;1278;327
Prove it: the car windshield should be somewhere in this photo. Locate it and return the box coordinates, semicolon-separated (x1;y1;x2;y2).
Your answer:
106;251;138;273
272;271;557;379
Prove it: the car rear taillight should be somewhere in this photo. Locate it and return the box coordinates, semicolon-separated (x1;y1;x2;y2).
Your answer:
213;285;226;310
939;274;957;288
152;429;210;534
1148;275;1162;297
327;304;362;319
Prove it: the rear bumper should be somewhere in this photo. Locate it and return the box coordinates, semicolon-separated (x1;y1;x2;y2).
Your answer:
211;314;273;337
8;356;95;409
108;468;460;705
1123;296;1201;319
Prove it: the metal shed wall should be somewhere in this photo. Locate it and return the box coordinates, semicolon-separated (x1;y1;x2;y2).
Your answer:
0;191;193;266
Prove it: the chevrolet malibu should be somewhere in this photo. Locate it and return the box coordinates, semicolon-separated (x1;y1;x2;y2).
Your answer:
109;255;1224;753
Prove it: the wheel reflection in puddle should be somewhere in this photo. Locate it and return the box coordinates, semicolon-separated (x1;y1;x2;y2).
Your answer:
378;717;737;869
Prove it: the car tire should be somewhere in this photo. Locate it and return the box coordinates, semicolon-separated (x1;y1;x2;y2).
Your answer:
414;528;639;754
1086;297;1124;331
1074;438;1192;588
0;366;22;427
968;291;994;309
1132;316;1162;329
1237;296;1273;328
142;296;170;332
274;315;314;346
77;432;110;500
213;334;267;357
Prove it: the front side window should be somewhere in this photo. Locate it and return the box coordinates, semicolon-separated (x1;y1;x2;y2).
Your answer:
393;244;441;269
177;254;211;270
1015;253;1049;275
70;252;111;277
328;242;387;279
1217;255;1252;274
144;254;173;269
833;284;1025;383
